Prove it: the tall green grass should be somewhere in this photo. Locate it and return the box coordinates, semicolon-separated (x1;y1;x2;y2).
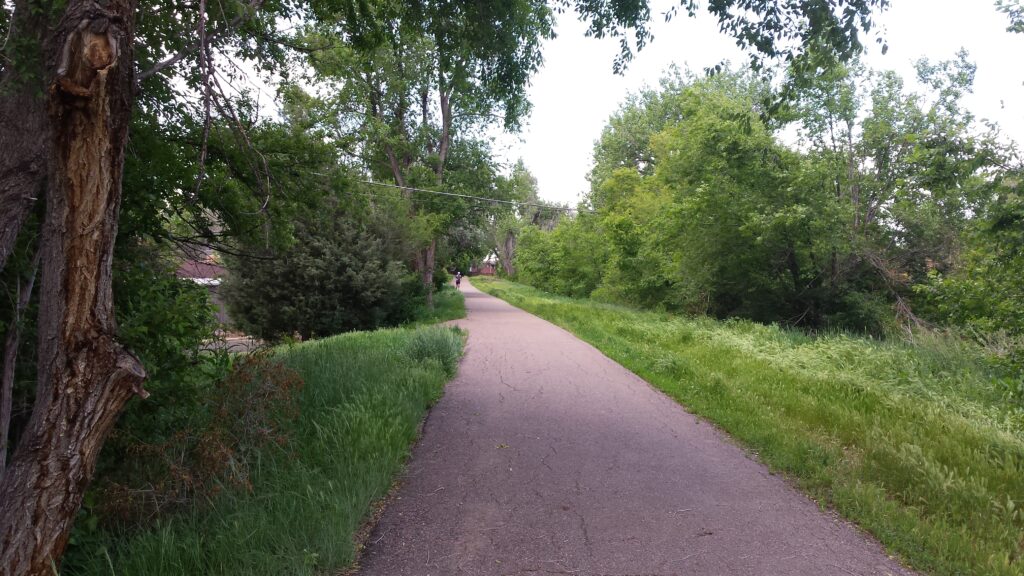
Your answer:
406;285;467;327
474;277;1024;576
66;325;463;576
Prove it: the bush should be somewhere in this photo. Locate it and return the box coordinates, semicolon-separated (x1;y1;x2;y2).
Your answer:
223;215;422;340
114;245;220;386
90;246;228;499
914;192;1024;395
822;290;896;336
75;353;303;533
1;238;230;561
433;266;450;292
515;219;606;298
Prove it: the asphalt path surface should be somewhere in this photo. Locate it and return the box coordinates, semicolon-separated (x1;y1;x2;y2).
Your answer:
358;280;915;576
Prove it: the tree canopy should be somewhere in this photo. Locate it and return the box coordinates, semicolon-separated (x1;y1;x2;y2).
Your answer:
514;58;1014;334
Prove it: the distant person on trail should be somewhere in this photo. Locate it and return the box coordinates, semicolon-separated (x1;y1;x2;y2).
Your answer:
455;271;462;290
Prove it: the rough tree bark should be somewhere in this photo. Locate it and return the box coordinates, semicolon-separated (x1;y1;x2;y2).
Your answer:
0;101;47;276
418;239;436;308
0;1;147;573
501;229;516;276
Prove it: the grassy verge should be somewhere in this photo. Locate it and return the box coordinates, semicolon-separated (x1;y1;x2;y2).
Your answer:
473;277;1024;576
407;285;466;327
66;325;463;575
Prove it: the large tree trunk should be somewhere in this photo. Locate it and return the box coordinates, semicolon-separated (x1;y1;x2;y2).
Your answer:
0;96;47;276
501;229;516;276
0;2;147;574
416;83;451;309
419;239;436;309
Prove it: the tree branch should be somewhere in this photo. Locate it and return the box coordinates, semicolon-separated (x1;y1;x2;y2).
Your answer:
137;0;264;82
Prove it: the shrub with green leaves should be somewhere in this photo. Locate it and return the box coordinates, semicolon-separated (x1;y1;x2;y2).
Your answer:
223;211;424;341
915;187;1024;400
513;62;1009;336
81;353;302;533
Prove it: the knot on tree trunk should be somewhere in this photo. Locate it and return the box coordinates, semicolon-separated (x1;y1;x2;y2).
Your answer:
54;12;122;101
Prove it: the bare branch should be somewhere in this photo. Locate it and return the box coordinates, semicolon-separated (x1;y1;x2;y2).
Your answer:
192;0;212;203
209;68;272;214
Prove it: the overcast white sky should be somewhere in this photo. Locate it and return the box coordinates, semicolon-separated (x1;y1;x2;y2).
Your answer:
495;0;1024;206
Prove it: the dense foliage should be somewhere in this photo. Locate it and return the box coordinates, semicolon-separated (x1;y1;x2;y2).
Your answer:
63;326;463;575
513;62;1018;342
223;198;425;340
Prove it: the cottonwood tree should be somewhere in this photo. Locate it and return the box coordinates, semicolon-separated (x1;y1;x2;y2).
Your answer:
492;160;563;277
0;0;307;572
538;56;1004;330
0;5;151;573
793;54;1002;326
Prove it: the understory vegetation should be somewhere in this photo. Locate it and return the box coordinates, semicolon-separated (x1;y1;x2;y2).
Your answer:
474;277;1024;576
2;1;544;567
409;286;468;327
62;324;464;575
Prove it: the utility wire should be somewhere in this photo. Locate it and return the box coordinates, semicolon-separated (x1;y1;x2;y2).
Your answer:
356;180;593;214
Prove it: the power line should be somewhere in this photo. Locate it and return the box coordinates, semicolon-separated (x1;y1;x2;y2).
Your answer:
356;180;593;214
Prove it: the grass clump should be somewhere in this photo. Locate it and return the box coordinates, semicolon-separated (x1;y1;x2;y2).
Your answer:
64;324;463;576
474;276;1024;576
405;326;463;376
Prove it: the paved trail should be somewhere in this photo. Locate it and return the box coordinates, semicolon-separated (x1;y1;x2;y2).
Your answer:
359;280;913;576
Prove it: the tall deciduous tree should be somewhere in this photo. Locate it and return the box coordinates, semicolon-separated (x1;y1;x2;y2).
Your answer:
307;0;554;305
492;159;562;277
0;0;310;571
0;4;146;573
